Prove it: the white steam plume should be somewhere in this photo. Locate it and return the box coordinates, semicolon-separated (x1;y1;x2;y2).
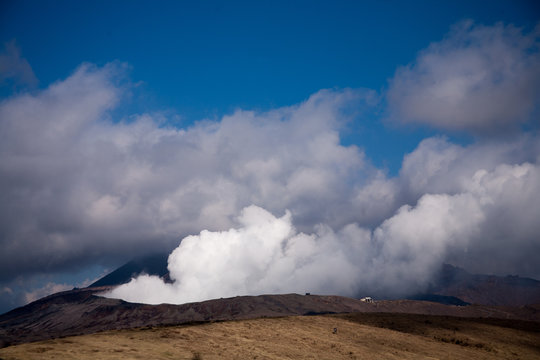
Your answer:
105;205;368;304
106;159;540;304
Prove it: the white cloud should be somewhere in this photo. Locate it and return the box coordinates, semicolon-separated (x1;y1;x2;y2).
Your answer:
0;65;387;282
397;137;540;278
106;205;372;304
400;135;540;198
107;154;540;305
387;21;540;134
0;40;38;89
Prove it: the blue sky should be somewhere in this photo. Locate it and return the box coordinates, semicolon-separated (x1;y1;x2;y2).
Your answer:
0;1;539;312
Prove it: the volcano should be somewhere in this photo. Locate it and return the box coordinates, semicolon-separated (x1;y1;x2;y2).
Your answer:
1;259;540;348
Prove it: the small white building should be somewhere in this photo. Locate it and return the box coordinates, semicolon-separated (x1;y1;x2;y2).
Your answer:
360;296;373;303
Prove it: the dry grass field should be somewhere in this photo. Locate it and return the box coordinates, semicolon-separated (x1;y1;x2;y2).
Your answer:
0;313;539;359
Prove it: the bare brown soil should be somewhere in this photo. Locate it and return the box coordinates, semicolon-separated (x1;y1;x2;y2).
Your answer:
1;313;539;360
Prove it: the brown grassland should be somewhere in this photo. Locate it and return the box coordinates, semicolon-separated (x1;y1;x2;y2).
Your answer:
0;313;539;359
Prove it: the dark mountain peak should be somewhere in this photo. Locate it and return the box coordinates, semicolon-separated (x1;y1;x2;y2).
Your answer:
432;263;475;287
89;253;170;288
429;264;540;306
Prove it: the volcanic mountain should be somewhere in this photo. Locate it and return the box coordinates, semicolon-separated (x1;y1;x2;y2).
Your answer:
1;258;540;348
424;264;540;307
1;287;540;348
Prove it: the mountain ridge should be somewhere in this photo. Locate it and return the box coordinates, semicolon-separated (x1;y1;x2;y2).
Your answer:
1;287;540;348
3;259;540;348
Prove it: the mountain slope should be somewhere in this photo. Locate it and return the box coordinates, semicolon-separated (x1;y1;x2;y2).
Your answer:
1;286;539;348
3;313;540;360
429;264;540;306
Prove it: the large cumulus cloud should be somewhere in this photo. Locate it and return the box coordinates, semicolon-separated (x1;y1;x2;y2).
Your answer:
0;63;388;283
107;205;371;304
107;152;540;304
387;21;540;134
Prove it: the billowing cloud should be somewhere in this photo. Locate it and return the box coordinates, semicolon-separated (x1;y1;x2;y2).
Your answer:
399;135;540;198
107;156;540;304
387;21;540;134
106;205;369;304
396;137;540;278
108;134;540;305
0;40;38;89
0;63;387;284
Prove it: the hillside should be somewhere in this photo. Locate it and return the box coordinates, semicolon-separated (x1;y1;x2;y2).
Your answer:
1;286;539;348
1;313;539;359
